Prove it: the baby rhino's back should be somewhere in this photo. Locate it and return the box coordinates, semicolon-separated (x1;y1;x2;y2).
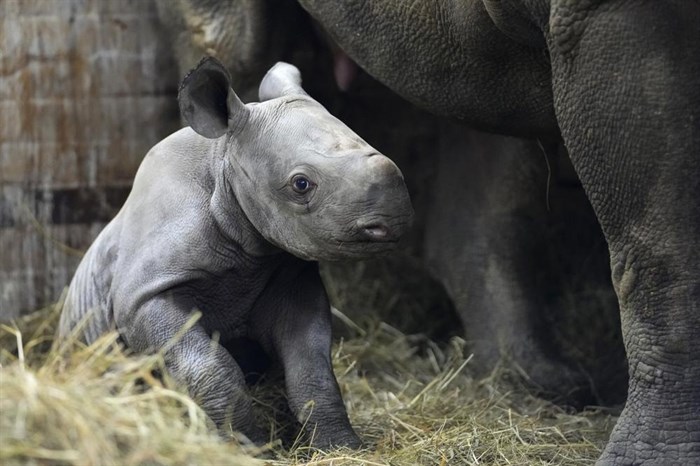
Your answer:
58;128;214;344
58;222;120;344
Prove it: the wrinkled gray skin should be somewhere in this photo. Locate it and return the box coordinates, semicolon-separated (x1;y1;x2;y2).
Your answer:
155;0;309;101
58;58;413;449
298;1;700;464
429;125;621;403
156;0;626;406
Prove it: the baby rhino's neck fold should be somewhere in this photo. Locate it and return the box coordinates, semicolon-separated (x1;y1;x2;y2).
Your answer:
209;143;280;259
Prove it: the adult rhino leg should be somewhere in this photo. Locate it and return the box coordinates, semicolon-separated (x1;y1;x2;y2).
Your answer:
424;123;606;404
155;0;304;100
549;2;700;463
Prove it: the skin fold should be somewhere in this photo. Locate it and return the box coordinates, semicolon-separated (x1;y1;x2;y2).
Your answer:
57;58;413;448
297;0;700;464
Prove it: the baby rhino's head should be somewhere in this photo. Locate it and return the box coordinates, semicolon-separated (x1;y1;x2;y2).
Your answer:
179;57;413;261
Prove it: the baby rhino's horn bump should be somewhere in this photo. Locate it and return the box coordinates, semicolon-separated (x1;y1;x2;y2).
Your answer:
368;154;402;179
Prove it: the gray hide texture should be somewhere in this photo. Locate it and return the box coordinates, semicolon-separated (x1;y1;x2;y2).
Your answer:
156;0;625;411
298;1;700;464
57;57;413;448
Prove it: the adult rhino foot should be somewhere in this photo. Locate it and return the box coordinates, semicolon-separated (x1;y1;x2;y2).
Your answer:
597;400;700;465
475;339;595;409
508;352;594;409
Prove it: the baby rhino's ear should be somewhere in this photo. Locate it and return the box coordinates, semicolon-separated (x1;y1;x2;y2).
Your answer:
259;62;308;101
178;56;248;139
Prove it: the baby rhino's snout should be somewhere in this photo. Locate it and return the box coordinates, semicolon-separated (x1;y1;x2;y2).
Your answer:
356;154;413;243
367;152;403;179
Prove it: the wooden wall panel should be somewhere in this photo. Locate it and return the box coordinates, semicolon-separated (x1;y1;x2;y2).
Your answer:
0;0;180;318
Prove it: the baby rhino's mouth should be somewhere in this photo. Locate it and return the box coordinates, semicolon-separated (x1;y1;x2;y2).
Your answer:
356;221;398;243
315;215;412;261
352;213;414;244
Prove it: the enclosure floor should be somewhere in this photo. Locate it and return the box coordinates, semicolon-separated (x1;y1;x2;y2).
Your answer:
0;305;616;466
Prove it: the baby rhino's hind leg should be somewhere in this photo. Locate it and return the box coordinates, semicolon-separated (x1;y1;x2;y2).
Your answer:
58;247;116;344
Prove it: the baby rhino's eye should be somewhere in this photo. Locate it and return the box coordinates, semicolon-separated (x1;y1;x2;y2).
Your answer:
291;174;313;194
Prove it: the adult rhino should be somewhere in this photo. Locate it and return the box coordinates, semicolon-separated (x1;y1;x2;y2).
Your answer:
297;1;700;464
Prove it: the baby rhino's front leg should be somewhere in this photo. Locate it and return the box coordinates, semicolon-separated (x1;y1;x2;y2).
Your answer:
120;294;265;443
252;262;361;449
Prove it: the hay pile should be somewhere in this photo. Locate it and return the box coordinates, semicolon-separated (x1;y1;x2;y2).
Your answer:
1;303;616;465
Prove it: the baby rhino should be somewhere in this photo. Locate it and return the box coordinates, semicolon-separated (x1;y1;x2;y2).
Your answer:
58;57;413;448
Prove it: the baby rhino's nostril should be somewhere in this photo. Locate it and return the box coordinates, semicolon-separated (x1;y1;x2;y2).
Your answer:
361;223;392;241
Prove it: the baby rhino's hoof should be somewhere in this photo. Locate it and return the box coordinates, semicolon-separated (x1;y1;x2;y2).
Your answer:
311;432;362;450
310;429;363;451
224;423;269;448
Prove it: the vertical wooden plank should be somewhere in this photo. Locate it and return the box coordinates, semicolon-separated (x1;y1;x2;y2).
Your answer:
0;0;180;319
